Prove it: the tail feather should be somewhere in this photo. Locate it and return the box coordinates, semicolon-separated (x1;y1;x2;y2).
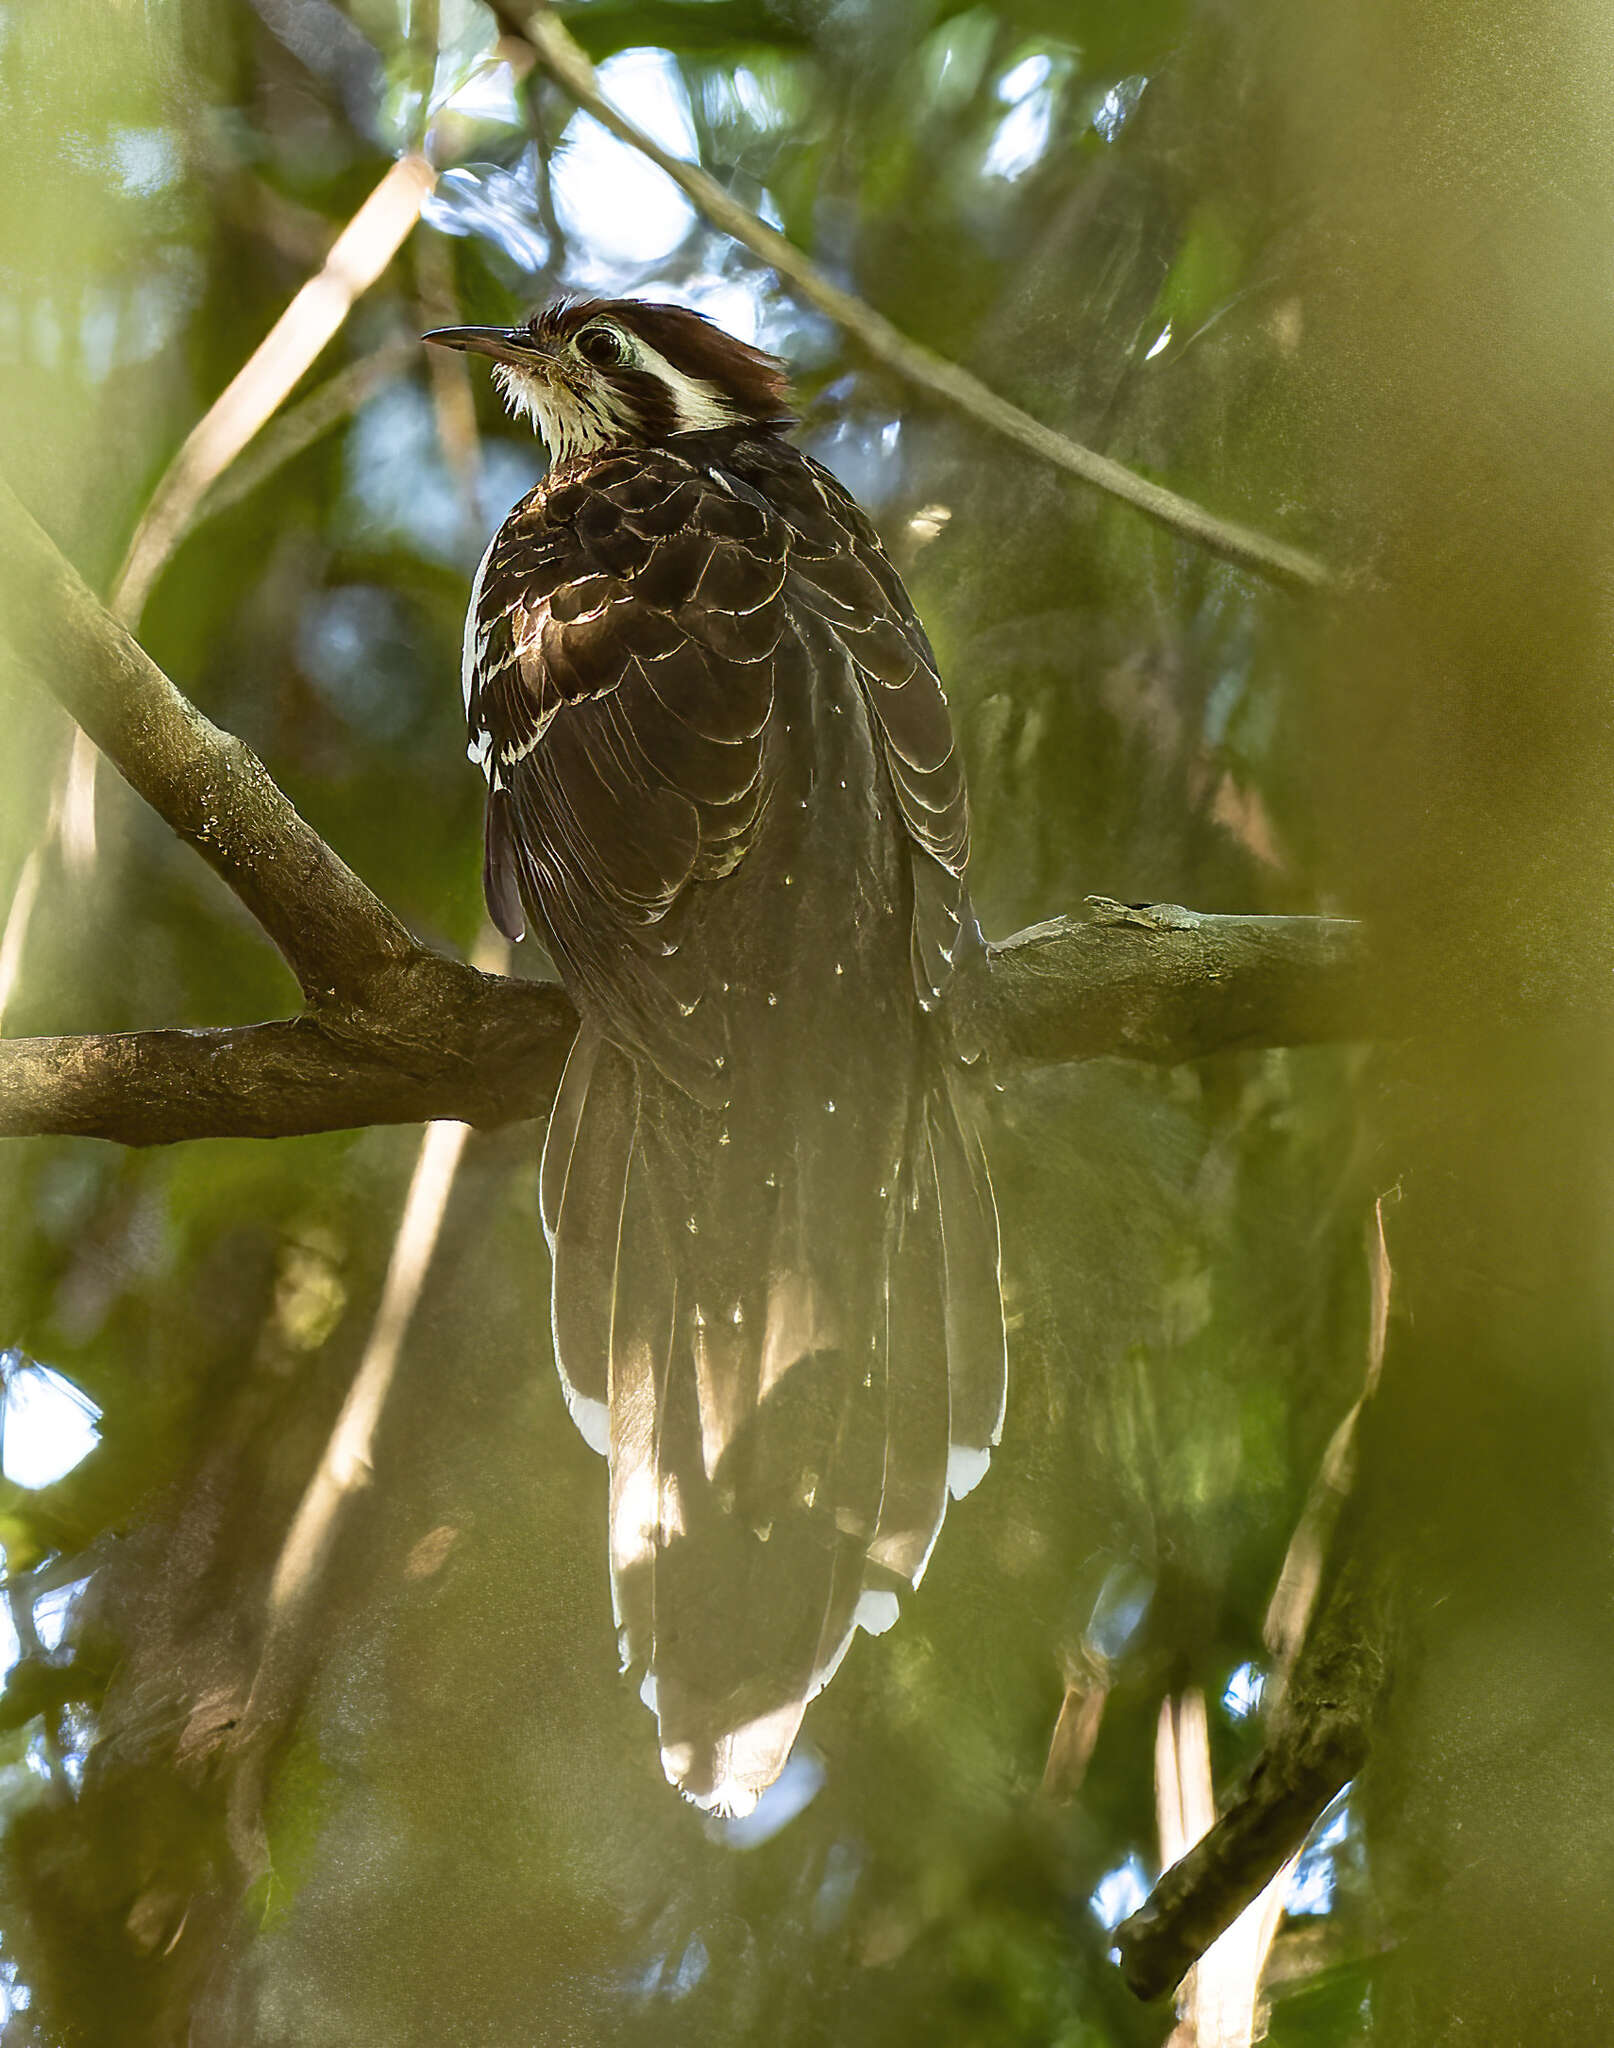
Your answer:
928;1083;1008;1498
545;1024;1003;1817
605;1108;681;1663
865;1131;952;1587
539;1029;635;1456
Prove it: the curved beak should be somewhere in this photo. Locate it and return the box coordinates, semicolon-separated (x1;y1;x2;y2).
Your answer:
421;325;537;367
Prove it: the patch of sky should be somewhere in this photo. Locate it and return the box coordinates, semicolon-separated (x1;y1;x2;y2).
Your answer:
1203;664;1249;749
34;1580;91;1657
1085;1559;1153;1660
551;51;699;284
0;1959;30;2023
1222;1660;1265;1720
983;43;1080;184
1285;1786;1352;1917
677;271;768;347
804;413;905;512
59;1705;95;1791
378;0;503;146
343;380;540;569
426;0;521;122
298;586;427;740
67;259;200;384
434;55;522;129
0;1353;100;1490
625;1927;710;2004
999;53;1054;102
984;88;1054;181
697;58;800;137
423;154;550;275
1090;1854;1151;1931
666;1937;708;2000
1093;74;1148;144
670;241;823;364
626;1950;666;2001
109;126;182;197
705;1743;824;1849
813;1839;863;1934
79;288;121;384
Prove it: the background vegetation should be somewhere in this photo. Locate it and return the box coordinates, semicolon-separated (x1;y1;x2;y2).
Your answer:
3;0;1612;2041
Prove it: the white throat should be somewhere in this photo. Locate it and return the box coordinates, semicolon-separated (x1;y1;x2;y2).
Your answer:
493;331;741;459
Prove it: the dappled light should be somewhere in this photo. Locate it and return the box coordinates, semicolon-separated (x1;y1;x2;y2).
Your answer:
0;1355;100;1491
3;0;1611;2041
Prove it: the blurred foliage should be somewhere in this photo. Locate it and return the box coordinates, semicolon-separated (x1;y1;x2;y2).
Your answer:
10;0;1611;2041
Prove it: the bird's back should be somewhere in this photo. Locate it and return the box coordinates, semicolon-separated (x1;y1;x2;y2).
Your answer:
469;425;1005;1814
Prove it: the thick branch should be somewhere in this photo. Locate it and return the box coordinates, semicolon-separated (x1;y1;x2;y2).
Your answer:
518;6;1336;596
0;905;1368;1145
0;964;575;1144
972;898;1375;1064
0;474;415;1007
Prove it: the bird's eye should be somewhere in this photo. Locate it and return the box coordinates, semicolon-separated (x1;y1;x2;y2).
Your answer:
576;326;625;368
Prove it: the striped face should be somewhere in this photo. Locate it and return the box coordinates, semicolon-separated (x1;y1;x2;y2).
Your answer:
423;298;794;461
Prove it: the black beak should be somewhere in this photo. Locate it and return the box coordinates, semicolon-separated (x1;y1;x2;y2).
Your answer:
421;325;539;367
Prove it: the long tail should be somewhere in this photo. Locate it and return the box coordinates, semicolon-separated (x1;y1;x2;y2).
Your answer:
541;1021;1005;1818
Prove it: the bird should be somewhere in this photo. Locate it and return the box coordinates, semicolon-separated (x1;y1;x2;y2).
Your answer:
424;298;1006;1818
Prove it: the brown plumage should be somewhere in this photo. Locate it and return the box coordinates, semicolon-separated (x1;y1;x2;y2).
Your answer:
426;299;1006;1816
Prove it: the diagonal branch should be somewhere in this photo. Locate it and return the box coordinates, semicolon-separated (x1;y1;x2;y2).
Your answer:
1;160;430;1054
1;475;414;1008
515;6;1336;596
1113;1205;1396;2003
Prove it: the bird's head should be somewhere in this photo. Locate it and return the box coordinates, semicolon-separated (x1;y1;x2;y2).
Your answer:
423;297;794;462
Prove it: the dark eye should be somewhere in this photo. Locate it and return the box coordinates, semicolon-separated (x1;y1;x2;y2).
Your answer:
576;326;625;368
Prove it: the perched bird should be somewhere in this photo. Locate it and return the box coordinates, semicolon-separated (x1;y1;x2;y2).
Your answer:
425;299;1006;1817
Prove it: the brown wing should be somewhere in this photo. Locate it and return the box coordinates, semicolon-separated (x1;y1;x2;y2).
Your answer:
466;446;790;1091
720;437;973;1006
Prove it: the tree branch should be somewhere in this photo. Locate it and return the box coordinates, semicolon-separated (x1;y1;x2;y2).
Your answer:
1113;1221;1394;2004
971;898;1375;1065
516;6;1336;596
0;974;573;1144
1112;1553;1386;2002
0;478;1375;1148
0;906;1369;1145
1;474;415;1008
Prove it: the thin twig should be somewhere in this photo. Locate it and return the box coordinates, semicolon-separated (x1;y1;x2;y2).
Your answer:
1114;1212;1396;2003
195;340;418;526
518;7;1335;596
112;152;436;625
